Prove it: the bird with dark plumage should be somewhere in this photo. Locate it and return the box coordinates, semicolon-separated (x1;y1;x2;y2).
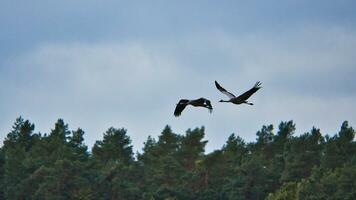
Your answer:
174;98;213;117
215;80;262;105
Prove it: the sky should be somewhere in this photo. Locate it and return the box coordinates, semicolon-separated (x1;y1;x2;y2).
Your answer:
1;1;356;152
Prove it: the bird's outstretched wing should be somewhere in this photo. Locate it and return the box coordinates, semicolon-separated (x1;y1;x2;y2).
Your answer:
174;99;189;117
236;81;262;100
215;81;236;98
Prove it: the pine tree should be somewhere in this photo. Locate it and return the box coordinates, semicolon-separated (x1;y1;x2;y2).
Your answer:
178;127;207;170
92;127;133;164
14;119;92;199
92;127;138;199
281;127;323;182
177;127;208;197
2;117;36;199
321;121;355;169
255;124;274;158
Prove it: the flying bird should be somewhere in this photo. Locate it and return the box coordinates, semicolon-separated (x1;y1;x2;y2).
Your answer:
174;98;213;117
215;80;262;105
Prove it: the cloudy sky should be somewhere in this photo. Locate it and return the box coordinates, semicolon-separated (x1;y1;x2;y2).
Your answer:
1;1;355;152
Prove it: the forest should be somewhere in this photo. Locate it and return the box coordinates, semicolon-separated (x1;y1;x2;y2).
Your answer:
0;117;355;200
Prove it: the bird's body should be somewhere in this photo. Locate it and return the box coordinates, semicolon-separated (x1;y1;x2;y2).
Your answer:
215;81;262;105
174;98;213;117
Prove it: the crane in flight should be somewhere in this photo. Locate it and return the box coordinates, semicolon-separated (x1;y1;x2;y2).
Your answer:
174;98;213;117
215;81;262;105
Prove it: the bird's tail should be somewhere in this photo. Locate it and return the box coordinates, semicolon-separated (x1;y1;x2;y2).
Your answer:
254;81;262;89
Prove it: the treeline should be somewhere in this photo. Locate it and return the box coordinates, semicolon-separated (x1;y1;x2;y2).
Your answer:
0;117;355;199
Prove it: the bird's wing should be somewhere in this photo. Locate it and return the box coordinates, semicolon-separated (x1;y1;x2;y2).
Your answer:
215;81;236;98
174;99;189;117
236;81;262;100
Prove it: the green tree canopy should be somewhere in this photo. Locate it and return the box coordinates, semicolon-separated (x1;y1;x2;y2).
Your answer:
0;118;355;199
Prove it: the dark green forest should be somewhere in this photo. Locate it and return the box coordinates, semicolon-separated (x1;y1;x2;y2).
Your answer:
0;117;355;199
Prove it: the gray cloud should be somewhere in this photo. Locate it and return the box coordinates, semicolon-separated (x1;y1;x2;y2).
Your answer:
1;24;356;152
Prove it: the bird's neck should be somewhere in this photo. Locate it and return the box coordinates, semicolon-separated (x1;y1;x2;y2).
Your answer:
219;100;230;102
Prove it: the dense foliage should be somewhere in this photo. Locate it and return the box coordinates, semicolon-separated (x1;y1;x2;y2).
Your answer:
0;117;355;199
